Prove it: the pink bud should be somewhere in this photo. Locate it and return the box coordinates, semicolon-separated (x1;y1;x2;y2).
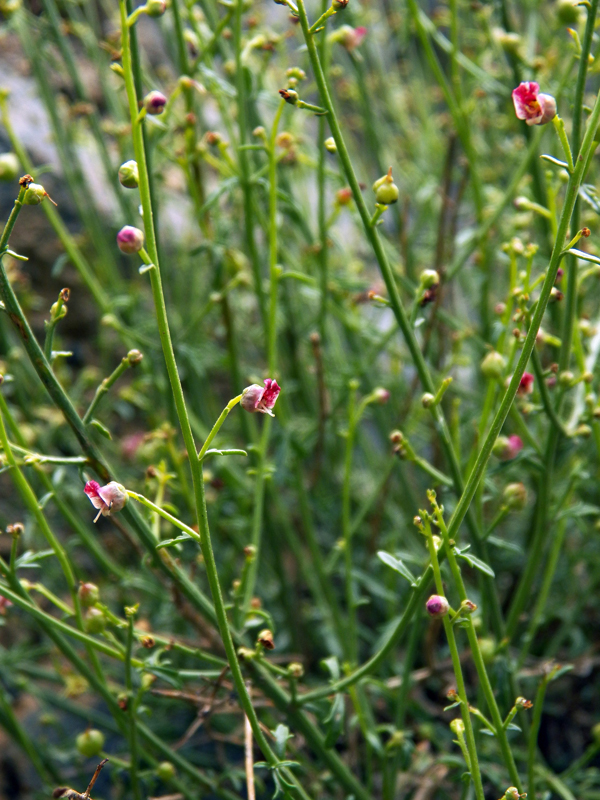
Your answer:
240;379;281;416
117;225;144;254
84;480;128;522
426;595;449;618
493;434;523;461
374;388;390;404
144;90;167;115
512;82;557;126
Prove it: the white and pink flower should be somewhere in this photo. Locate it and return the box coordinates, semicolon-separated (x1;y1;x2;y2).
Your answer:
84;480;128;522
512;82;556;126
240;379;281;416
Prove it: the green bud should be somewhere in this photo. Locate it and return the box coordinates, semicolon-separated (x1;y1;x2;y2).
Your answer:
503;482;527;511
76;728;105;758
145;0;166;15
421;392;435;409
556;0;583;25
449;718;465;735
481;351;506;380
478;637;496;664
118;160;139;189
373;168;399;205
324;136;337;153
23;183;48;205
0;153;19;182
286;67;306;81
156;761;177;782
84;607;107;634
78;582;100;608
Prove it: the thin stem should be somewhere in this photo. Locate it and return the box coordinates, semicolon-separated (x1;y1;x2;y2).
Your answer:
126;616;142;800
198;395;243;459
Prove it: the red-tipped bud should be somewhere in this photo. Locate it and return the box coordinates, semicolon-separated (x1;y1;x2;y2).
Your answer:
144;90;167;115
117;225;144;254
426;595;449;618
241;379;281;416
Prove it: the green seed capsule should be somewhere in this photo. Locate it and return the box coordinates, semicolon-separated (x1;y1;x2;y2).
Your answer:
76;728;105;758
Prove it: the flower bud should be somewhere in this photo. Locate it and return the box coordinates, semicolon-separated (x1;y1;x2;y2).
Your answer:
420;269;439;289
78;582;100;608
279;88;299;105
84;607;107;634
374;387;390;404
556;0;583;25
146;0;166;16
481;351;505;380
117;226;144;254
23;183;48;205
156;761;176;782
0;153;19;182
288;662;304;678
332;0;348;8
127;349;144;365
558;370;574;387
257;629;275;649
449;719;465;735
492;28;521;55
493;434;523;461
325;136;337;153
336;187;352;205
421;392;435;408
478;637;496;664
76;728;105;758
118;160;139;189
286;66;306;81
140;635;155;648
592;722;600;743
503;482;527;511
144;90;167;115
373;168;399;205
426;594;449;618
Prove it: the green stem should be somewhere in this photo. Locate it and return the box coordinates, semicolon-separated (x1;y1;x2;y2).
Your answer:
83;355;136;423
424;522;484;800
198;395;243;459
528;673;551;800
126;616;142;800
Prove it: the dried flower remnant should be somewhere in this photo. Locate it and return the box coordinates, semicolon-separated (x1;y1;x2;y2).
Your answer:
240;379;281;416
512;82;557;126
84;480;128;522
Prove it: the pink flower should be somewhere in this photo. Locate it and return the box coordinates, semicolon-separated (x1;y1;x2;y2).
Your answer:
84;480;128;522
240;379;281;416
512;82;557;126
426;595;449;618
518;372;534;395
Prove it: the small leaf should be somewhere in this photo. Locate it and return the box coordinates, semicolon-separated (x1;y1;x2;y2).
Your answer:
324;693;345;747
273;724;292;760
156;534;195;550
89;419;112;440
377;551;416;583
455;551;495;577
321;655;340;681
443;701;461;711
15;549;54;569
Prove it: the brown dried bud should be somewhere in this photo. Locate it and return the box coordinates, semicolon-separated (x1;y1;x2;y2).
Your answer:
257;629;275;649
140;635;155;649
19;174;34;187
